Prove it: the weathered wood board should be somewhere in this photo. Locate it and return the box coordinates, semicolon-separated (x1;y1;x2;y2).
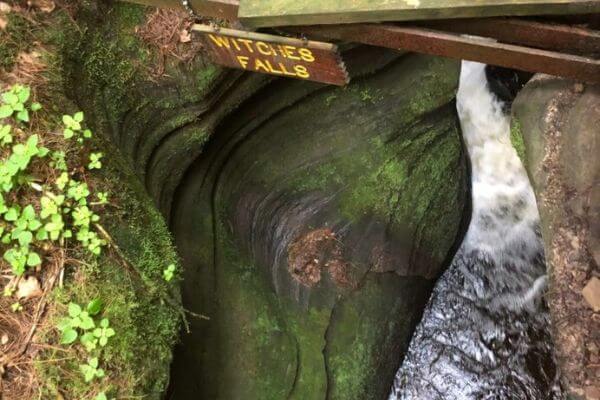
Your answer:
192;25;349;85
238;0;600;27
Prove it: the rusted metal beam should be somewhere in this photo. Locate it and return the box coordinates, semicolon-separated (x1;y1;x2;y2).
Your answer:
416;18;600;56
293;24;600;83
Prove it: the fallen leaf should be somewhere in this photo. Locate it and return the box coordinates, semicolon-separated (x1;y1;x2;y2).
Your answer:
17;276;42;299
1;334;8;345
0;2;10;13
582;277;600;312
0;16;6;30
179;29;191;43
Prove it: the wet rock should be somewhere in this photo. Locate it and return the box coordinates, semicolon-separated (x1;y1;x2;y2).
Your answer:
513;76;600;397
165;53;468;399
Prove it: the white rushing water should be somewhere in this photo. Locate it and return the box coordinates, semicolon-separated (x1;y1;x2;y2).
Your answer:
389;61;562;400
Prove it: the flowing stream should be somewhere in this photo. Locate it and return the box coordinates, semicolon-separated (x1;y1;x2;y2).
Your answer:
388;61;562;399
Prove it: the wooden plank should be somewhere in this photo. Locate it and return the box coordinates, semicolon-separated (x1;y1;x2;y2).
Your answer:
124;0;239;20
238;0;600;27
192;25;349;85
292;24;600;83
416;18;600;55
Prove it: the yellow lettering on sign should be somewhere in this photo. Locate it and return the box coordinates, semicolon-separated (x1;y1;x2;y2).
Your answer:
254;58;270;72
256;41;272;56
236;55;250;69
208;34;231;49
299;48;315;63
284;45;301;61
231;38;242;51
238;38;255;53
205;33;322;81
294;65;310;78
264;60;282;74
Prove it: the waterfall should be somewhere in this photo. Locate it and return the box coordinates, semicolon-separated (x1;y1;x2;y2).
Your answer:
388;61;563;399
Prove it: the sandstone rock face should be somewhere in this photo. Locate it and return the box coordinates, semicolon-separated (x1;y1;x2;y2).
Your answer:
512;77;600;398
66;4;469;397
168;52;468;400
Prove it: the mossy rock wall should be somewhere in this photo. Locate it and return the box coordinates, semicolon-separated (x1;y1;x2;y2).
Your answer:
62;2;469;399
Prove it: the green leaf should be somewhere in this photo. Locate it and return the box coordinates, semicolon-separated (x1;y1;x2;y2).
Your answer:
2;92;18;105
100;318;109;328
16;109;29;123
73;111;84;122
30;102;42;111
17;86;30;103
62;114;74;126
16;231;33;247
86;298;103;316
22;205;35;220
0;105;13;119
60;328;78;344
80;332;98;351
89;357;98;368
68;302;82;317
26;251;41;266
35;228;48;241
63;128;74;139
4;208;18;221
79;313;95;330
56;317;72;331
95;392;108;400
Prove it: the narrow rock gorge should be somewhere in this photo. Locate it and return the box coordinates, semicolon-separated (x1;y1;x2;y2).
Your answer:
47;2;598;399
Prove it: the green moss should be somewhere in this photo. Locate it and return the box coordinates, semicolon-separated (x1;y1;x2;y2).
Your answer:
510;118;527;162
326;273;432;400
210;230;297;399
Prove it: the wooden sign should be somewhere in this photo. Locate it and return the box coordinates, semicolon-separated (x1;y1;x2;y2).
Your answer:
192;25;349;86
238;0;600;27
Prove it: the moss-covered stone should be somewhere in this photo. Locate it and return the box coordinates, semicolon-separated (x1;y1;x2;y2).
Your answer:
169;52;467;398
510;117;527;163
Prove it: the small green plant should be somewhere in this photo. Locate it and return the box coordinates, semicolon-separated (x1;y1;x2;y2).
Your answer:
0;124;13;146
163;263;176;282
95;192;108;205
94;318;116;347
80;357;105;382
56;299;116;383
88;152;103;170
58;301;99;344
10;301;22;312
62;111;92;143
0;85;34;123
